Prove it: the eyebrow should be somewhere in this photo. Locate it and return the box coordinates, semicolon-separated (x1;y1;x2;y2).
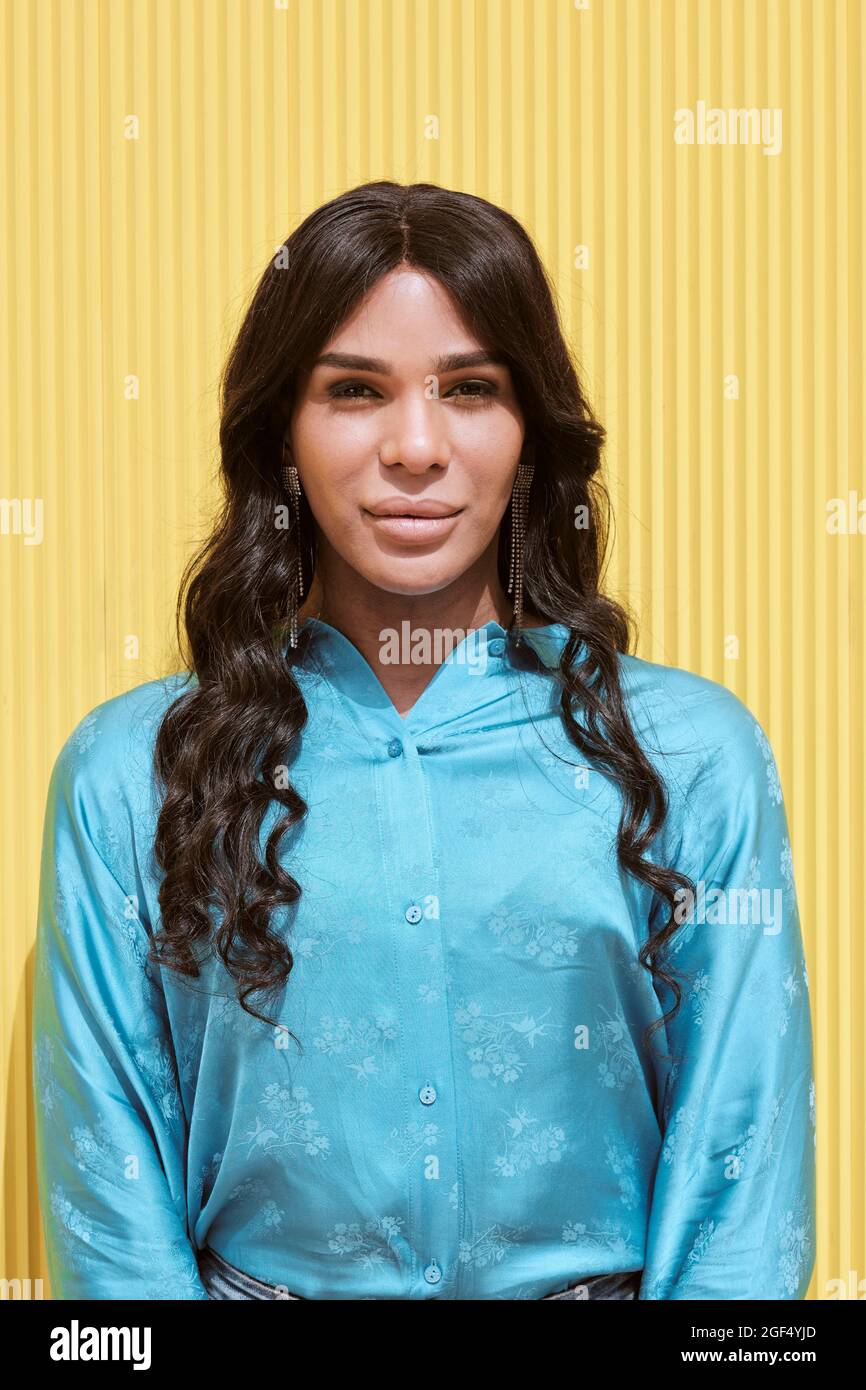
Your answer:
310;349;509;374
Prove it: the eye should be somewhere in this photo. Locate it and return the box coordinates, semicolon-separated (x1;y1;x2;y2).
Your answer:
327;381;380;402
444;379;498;406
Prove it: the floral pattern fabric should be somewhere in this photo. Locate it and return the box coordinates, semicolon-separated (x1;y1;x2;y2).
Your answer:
32;618;816;1299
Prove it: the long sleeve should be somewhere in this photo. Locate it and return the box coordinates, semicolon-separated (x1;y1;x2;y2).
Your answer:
640;696;816;1300
32;718;209;1299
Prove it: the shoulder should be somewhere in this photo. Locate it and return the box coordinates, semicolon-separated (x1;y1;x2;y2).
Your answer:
47;671;196;851
614;651;782;805
54;670;195;777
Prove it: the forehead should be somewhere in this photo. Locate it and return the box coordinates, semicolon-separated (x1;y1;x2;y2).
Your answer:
324;267;477;351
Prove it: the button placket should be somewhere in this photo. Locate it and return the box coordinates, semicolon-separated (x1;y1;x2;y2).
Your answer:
379;727;457;1298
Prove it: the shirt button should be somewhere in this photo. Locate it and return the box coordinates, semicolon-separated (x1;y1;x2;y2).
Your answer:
387;738;403;758
419;1083;437;1105
488;637;506;657
405;903;423;924
423;1260;442;1285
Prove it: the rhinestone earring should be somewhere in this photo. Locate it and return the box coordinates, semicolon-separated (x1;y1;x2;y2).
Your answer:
282;444;305;648
507;458;534;633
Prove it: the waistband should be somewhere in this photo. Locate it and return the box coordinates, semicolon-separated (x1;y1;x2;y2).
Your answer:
197;1244;642;1300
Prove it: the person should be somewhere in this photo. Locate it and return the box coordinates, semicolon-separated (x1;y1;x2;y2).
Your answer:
32;180;816;1301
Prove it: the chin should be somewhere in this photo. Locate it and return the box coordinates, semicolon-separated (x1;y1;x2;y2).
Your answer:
370;579;459;600
346;550;463;593
359;567;463;599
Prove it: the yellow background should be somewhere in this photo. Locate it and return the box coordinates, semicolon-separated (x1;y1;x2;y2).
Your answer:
3;0;862;1300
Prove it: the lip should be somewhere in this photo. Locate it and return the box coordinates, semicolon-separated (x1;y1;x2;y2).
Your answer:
365;499;463;518
365;511;463;544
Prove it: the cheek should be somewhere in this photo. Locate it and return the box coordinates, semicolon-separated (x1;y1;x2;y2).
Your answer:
459;415;523;487
464;451;519;515
292;416;363;505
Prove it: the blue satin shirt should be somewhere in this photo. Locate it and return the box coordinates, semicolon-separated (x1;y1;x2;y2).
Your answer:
33;617;817;1299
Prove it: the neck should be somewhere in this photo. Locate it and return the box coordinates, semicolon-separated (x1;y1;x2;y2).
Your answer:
297;547;549;717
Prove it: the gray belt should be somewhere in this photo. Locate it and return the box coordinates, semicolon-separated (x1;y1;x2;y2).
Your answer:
197;1243;642;1300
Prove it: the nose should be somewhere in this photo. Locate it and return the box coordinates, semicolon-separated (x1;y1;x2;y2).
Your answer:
378;388;452;474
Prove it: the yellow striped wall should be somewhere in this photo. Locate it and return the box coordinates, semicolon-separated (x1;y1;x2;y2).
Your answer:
2;0;861;1300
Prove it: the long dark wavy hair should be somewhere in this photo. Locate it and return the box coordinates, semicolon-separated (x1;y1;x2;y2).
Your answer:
148;180;696;1063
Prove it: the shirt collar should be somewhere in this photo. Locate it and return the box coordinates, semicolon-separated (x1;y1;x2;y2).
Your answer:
298;616;571;667
292;616;573;743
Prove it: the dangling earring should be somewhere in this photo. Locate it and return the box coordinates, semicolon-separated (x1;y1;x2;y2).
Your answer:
282;443;305;648
507;458;533;634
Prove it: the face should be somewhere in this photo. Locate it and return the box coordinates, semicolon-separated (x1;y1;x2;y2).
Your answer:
288;266;525;601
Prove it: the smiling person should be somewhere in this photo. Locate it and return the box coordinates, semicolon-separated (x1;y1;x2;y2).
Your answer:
286;271;539;708
33;181;816;1301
